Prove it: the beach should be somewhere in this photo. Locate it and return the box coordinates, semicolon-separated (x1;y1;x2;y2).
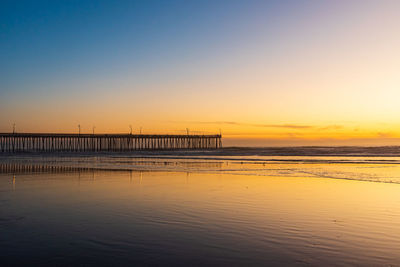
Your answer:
1;149;400;266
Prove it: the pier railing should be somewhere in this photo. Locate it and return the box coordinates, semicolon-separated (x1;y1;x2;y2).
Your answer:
0;133;222;153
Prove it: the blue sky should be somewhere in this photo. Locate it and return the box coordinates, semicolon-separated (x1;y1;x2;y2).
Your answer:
1;0;284;95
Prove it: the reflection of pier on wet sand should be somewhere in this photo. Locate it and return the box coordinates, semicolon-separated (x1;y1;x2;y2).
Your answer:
0;162;93;174
0;160;225;174
0;133;222;153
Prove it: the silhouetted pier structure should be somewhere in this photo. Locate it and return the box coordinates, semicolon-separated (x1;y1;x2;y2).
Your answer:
0;133;222;153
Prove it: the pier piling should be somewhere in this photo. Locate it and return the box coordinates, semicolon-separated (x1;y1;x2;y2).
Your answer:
0;133;222;153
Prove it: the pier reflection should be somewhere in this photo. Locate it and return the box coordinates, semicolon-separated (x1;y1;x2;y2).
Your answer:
0;158;225;174
0;162;94;174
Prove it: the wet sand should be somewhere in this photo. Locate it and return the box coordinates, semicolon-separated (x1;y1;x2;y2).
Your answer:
1;151;400;266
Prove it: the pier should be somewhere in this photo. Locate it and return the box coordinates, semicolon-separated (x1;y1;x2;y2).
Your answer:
0;133;222;153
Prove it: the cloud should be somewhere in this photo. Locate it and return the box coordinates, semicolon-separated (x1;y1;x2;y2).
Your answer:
377;132;392;138
172;121;346;132
318;125;344;130
189;121;314;129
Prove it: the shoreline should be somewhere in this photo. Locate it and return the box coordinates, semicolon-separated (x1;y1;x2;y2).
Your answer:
2;146;400;157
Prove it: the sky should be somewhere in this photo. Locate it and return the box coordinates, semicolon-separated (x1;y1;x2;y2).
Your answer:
1;0;400;146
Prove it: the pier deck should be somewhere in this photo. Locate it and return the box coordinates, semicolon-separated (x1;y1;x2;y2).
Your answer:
0;133;222;153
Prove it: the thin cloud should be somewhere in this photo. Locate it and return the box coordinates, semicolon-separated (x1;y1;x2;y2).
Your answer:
318;125;344;130
377;132;392;138
172;121;345;131
188;121;313;129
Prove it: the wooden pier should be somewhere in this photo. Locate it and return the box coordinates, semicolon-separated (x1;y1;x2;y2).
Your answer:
0;133;222;153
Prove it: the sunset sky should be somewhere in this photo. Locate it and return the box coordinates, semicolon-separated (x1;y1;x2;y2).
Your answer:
1;0;400;146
